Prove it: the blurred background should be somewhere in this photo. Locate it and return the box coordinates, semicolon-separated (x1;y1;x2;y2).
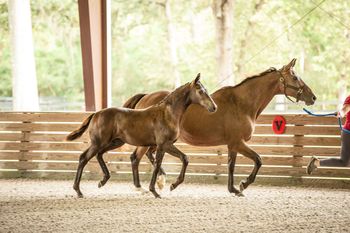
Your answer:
0;0;349;112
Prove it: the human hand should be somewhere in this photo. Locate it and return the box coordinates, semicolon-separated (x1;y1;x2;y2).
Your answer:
337;111;344;118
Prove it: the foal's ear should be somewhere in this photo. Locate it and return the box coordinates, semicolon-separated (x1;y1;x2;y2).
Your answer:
194;73;201;83
190;73;201;87
285;58;297;70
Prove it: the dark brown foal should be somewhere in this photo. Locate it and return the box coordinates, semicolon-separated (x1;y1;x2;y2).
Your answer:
66;74;217;198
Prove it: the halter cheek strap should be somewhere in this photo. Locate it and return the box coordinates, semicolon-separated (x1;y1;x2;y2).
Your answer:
278;71;305;103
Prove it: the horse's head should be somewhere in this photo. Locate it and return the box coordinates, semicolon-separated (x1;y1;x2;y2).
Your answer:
189;73;217;112
278;58;317;106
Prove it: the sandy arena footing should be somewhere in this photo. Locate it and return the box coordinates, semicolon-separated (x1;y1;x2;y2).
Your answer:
0;179;349;233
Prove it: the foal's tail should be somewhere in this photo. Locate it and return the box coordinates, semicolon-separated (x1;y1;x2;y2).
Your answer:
123;93;146;109
66;113;95;141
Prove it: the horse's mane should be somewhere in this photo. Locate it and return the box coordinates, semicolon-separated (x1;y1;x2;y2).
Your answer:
214;67;277;93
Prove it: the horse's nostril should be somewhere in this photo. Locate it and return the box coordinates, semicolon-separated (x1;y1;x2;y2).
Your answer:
209;105;216;112
312;96;317;101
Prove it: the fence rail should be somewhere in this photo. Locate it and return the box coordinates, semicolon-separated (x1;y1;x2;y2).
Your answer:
0;112;349;187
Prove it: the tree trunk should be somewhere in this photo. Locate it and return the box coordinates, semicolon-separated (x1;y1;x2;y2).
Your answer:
165;0;181;88
236;0;265;77
8;0;39;111
212;0;234;86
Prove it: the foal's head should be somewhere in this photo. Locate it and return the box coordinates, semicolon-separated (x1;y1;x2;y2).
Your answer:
278;58;317;106
188;73;217;112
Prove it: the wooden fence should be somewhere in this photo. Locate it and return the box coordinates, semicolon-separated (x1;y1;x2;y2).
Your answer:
0;112;349;187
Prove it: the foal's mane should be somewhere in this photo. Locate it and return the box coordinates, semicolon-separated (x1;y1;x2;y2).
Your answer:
156;82;190;106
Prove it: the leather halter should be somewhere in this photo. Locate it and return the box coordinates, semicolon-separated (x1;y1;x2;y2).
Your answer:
277;69;305;103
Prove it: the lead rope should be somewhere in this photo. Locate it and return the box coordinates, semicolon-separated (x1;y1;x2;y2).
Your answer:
302;108;350;135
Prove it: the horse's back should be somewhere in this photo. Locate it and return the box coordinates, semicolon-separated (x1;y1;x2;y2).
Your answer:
135;91;170;109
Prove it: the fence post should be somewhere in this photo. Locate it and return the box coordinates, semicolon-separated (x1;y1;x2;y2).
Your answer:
19;119;30;178
293;122;304;184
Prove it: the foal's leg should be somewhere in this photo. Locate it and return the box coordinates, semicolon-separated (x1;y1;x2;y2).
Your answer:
149;146;165;198
130;146;148;190
164;144;189;191
131;146;167;190
97;139;125;188
145;146;167;190
227;149;244;197
237;142;262;192
73;145;99;198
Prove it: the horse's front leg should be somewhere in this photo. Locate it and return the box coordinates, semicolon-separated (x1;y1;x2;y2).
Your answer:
164;144;189;191
130;146;149;193
237;142;262;192
149;146;165;198
227;148;244;197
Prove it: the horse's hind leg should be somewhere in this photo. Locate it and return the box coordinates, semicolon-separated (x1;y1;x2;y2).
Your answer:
237;142;262;192
131;146;148;190
145;146;167;190
73;145;99;198
164;144;189;191
227;149;243;197
97;139;125;188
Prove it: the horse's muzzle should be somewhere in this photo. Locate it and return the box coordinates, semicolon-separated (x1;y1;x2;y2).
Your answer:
208;104;217;113
305;95;317;106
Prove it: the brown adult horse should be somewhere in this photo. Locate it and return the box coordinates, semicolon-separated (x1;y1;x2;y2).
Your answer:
124;59;316;196
66;74;217;198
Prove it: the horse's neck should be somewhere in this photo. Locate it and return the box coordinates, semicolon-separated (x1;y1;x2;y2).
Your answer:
235;72;281;120
161;85;191;120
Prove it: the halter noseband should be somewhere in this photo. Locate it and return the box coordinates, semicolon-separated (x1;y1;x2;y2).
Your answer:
277;69;305;103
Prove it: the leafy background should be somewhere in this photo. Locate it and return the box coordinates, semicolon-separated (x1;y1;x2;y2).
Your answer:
0;0;349;111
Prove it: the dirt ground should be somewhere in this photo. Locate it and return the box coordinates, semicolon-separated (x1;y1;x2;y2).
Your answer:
0;179;349;233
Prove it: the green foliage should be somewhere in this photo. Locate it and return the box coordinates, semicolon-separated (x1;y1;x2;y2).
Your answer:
0;0;349;110
0;1;11;96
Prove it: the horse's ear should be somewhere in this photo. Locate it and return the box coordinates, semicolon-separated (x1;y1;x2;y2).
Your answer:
195;73;201;83
191;73;201;86
285;58;297;70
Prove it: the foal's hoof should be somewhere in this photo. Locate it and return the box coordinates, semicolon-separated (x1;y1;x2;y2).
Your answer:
77;193;84;198
150;190;161;199
73;186;84;198
235;192;245;197
239;181;245;192
170;184;176;191
135;187;149;194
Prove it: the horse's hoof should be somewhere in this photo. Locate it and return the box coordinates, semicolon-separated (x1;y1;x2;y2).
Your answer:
239;181;245;192
135;187;149;194
170;184;176;191
156;175;166;190
150;190;161;198
77;193;84;198
235;192;245;197
98;181;103;188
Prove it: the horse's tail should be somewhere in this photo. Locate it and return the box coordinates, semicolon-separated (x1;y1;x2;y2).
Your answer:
123;93;146;109
66;113;95;141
